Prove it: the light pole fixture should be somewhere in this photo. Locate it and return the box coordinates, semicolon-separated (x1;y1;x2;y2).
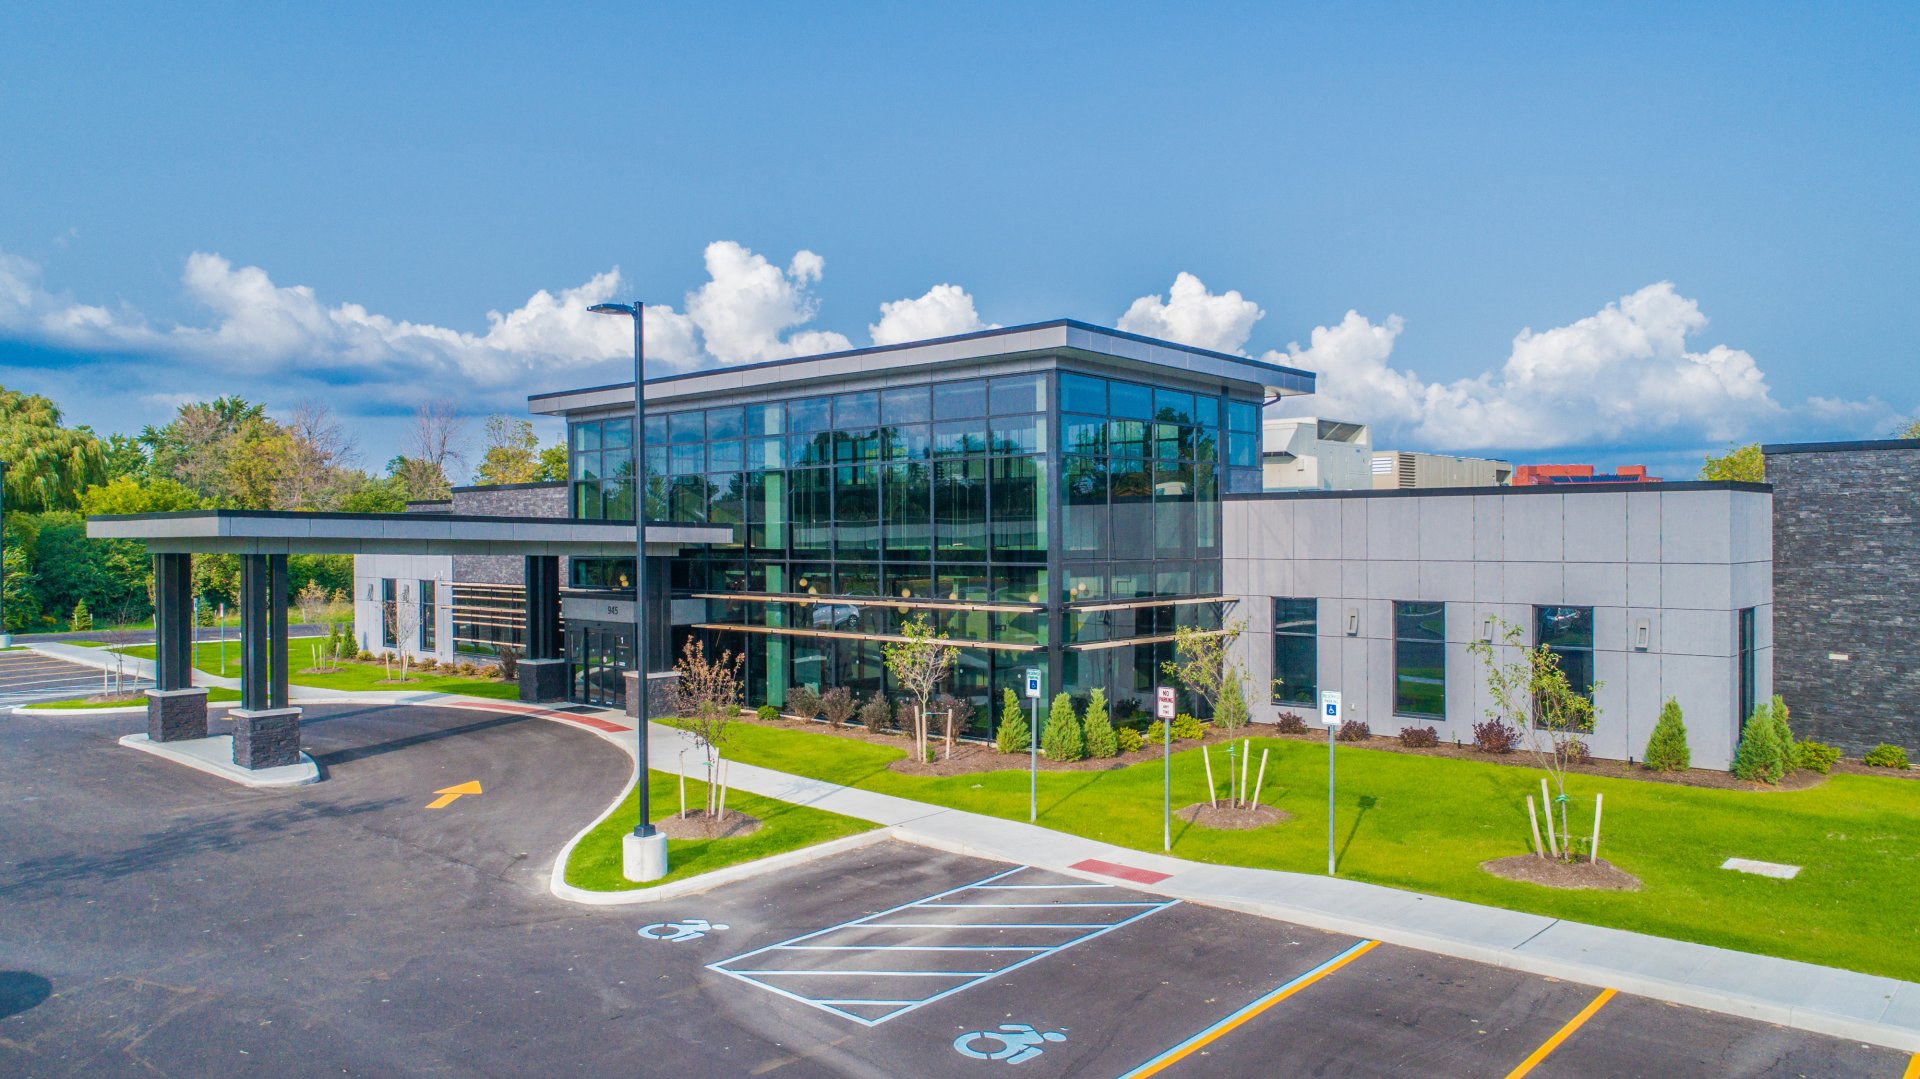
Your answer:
587;300;667;882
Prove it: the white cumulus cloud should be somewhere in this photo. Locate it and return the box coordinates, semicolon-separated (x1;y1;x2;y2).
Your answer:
870;283;995;346
1274;282;1794;451
684;241;851;364
1117;272;1264;354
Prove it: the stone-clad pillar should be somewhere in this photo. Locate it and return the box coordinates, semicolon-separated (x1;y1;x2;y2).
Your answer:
145;552;208;742
230;551;303;769
517;555;567;703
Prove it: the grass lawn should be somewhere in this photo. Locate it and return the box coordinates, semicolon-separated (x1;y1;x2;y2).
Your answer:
711;722;1920;982
24;686;242;709
565;773;877;892
118;639;521;700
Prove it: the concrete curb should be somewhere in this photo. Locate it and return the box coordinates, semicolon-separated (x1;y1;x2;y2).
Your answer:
549;829;893;907
118;733;319;788
14;700;242;717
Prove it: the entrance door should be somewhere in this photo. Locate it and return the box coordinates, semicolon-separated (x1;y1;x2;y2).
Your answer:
570;622;634;708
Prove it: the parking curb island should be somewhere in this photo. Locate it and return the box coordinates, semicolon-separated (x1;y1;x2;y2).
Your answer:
550;830;892;906
118;732;319;787
634;721;1920;1055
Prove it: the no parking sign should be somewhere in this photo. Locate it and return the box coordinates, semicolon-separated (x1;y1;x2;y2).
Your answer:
1155;686;1175;720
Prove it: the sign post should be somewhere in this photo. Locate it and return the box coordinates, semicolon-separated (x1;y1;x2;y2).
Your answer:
1157;686;1177;851
1025;668;1042;823
1320;690;1342;875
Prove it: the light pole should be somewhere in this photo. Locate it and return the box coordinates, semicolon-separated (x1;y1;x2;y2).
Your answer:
588;300;667;882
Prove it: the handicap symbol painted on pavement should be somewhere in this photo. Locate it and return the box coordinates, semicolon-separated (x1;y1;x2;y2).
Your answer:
953;1024;1067;1064
638;918;729;942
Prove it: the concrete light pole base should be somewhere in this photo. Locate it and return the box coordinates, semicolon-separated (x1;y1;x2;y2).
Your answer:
622;831;669;882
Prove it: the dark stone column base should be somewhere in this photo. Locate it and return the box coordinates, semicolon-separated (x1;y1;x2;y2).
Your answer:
230;707;303;769
146;688;209;742
518;658;569;703
625;671;681;719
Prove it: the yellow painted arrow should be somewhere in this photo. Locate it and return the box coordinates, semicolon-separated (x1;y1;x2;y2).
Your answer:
425;780;483;809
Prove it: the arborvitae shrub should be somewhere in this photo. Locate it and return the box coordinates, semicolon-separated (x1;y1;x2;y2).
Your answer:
1116;727;1144;753
1082;688;1118;759
1732;704;1786;783
1642;698;1691;772
1792;740;1840;774
1766;695;1796;768
995;688;1031;754
1042;692;1085;762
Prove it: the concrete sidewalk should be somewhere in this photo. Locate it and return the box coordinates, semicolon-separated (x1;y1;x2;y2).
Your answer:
639;720;1920;1054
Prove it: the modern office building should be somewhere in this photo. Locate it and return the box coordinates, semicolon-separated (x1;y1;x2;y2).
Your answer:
1764;437;1920;756
1262;417;1373;490
1225;483;1772;771
349;319;1787;765
1370;450;1514;490
513;320;1309;728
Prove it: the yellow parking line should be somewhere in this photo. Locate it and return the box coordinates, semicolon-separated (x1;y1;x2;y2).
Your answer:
1503;988;1617;1079
1117;939;1379;1078
1901;1051;1919;1079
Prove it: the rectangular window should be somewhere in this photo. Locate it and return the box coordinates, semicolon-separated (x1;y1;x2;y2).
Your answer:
1535;605;1595;700
418;580;436;651
1271;599;1316;706
833;391;879;429
1738;607;1757;728
380;578;397;648
988;373;1044;415
1393;601;1446;718
744;402;784;436
667;410;704;444
881;385;931;425
788;395;832;433
1059;372;1107;414
933;379;987;419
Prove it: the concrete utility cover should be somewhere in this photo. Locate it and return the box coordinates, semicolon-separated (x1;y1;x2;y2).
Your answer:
1720;858;1801;879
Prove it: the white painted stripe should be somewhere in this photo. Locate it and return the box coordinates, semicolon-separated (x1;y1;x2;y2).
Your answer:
913;894;1152;902
725;969;995;977
775;945;1052;952
965;883;1115;890
858;922;1117;930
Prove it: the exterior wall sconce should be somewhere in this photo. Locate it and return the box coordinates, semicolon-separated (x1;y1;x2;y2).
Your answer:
1635;618;1651;651
1345;607;1359;636
1480;615;1494;641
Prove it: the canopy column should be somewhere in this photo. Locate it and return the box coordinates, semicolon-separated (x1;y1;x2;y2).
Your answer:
517;555;567;703
145;552;208;742
231;552;302;769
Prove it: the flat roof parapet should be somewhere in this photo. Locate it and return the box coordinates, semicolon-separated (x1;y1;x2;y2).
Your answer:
1225;479;1772;501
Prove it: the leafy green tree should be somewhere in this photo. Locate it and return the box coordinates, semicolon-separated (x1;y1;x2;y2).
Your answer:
881;613;959;762
995;688;1031;753
2;540;40;631
1042;692;1084;762
26;513;152;627
1161;618;1244;717
1901;418;1920;439
538;441;569;482
1732;702;1787;783
79;476;202;515
1082;687;1118;759
69;598;92;633
0;387;108;511
475;415;544;485
1642;698;1691;771
101;433;150;483
1699;443;1764;482
337;474;409;513
142;396;267;501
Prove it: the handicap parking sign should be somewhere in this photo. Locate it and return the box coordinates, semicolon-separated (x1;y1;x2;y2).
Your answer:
1320;690;1342;726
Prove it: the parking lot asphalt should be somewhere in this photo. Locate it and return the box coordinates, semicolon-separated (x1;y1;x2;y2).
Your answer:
1;702;1910;1077
0;649;148;708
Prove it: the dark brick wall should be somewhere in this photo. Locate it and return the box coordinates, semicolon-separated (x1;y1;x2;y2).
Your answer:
448;483;568;585
1766;442;1920;755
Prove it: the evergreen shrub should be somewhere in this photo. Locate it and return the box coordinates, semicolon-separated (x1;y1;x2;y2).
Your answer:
1642;698;1691;772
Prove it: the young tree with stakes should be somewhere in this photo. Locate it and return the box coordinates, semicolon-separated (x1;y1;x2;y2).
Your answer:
1161;618;1244;718
675;638;745;820
882;613;959;763
1468;619;1603;862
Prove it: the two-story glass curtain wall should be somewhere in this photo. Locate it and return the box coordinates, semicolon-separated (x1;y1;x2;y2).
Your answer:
573;372;1050;736
1057;371;1257;719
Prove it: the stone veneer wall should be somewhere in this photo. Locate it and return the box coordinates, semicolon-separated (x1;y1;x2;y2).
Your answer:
448;483;568;585
1764;440;1920;756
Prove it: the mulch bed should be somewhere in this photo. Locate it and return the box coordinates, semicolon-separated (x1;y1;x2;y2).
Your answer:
1258;726;1834;792
656;809;762;840
1481;854;1641;891
1176;802;1290;829
744;713;1254;777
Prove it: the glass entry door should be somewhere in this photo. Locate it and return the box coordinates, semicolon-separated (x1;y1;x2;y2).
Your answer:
569;622;633;708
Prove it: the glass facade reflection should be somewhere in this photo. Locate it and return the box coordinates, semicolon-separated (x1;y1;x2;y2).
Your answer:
563;360;1266;732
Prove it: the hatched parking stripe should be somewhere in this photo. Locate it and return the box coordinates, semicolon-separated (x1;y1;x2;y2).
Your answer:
706;865;1178;1027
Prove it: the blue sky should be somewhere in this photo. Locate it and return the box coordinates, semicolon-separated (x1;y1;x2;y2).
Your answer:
2;1;1915;479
